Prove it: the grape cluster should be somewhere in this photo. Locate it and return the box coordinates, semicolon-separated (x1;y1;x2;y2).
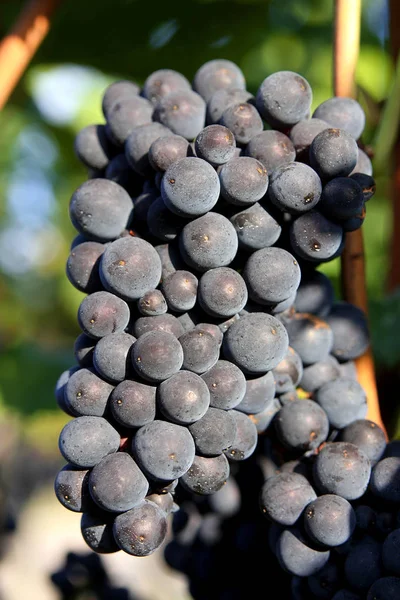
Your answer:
55;58;379;569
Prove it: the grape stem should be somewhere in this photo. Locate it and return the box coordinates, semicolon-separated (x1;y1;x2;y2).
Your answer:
334;0;387;437
0;0;61;110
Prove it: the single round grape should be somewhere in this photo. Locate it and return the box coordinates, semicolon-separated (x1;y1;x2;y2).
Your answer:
382;529;400;575
69;179;133;242
106;95;153;145
350;147;373;176
219;156;268;206
193;59;246;103
201;360;246;410
370;457;400;503
235;371;276;415
304;494;356;547
74;124;115;170
300;355;341;393
223;312;289;374
260;472;317;526
161;157;220;217
295;269;335;317
102;80;140;118
89;452;148;512
223;410;258;462
273;347;303;394
195;322;223;347
146;197;186;242
344;537;383;592
74;333;96;368
194;125;236;165
113;500;167;556
219;102;263;145
274;399;329;452
289;118;330;162
189;407;237;457
105;153;144;197
243;247;301;305
81;511;120;554
179;212;238;272
315;377;367;429
93;332;136;383
198;267;248;318
125;122;172;176
59;416;120;467
110;379;156;428
367;577;400;600
65;367;114;417
143;69;191;104
132;330;183;383
276;528;330;577
54;465;92;513
133;420;195;480
230;202;282;250
256;71;312;129
180;453;230;495
149;135;190;172
157;370;210;424
132;313;184;339
350;173;376;202
245;130;296;174
207;88;254;124
290;211;344;263
154;90;206;140
319;177;364;222
339;420;386;465
99;237;162;301
313;442;371;500
310;128;358;180
268;162;322;214
162;270;198;313
179;328;220;375
313;97;365;140
137;289;167;316
325;301;370;361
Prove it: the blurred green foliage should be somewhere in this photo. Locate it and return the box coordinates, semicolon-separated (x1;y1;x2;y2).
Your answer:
0;0;399;451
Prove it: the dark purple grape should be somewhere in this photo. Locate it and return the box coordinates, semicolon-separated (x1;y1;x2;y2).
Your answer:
99;237;161;301
367;577;400;600
284;312;334;366
245;130;296;173
273;347;303;394
256;71;312;129
315;377;367;429
350;148;373;176
219;102;263;145
325;302;370;361
132;330;183;382
300;355;341;393
145;492;175;515
223;312;289;374
295;269;335;317
244;247;301;305
89;452;148;512
54;465;92;513
274;399;329;452
55;367;80;416
319;177;364;221
74;333;96;368
180;453;230;495
260;472;317;526
194;125;236;165
69;179;133;242
154;90;206;140
304;494;356;547
81;511;120;554
78;291;130;340
161;157;220;217
157;370;210;424
268;162;322;214
207;88;254;124
137;289;167;316
290;211;344;263
310;128;358;180
143;69;191;104
344;537;383;592
149;135;190;172
106;96;153;145
198;267;247;318
189;407;237;457
132;313;184;339
313;442;371;500
125;122;172;176
113;500;167;556
162;270;198;313
223;410;258;462
105;154;144;196
193;59;246;103
382;529;400;575
93;332;136;382
219;156;268;206
102;80;140;118
307;560;341;600
339;420;386;466
276;528;330;577
133;420;195;480
180;212;238;272
350;173;376;201
59;416;120;467
201;360;246;410
65;367;114;416
230;202;282;250
250;397;281;433
146;197;186;242
313;97;365;140
110;379;156;428
289;118;329;162
132;188;157;224
236;371;276;415
179;328;220;375
74;124;115;170
370;457;400;503
195;323;223;346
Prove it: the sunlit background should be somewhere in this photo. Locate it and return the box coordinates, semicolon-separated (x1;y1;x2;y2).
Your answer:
0;0;398;598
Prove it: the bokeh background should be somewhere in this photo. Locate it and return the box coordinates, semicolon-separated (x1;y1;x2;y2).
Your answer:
0;0;399;598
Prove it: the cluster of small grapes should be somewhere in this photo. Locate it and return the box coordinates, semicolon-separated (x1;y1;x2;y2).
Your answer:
54;58;378;564
51;551;131;600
